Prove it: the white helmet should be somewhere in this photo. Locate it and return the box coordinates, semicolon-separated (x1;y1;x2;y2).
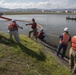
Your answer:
11;19;16;22
40;28;43;31
64;27;68;32
73;36;76;38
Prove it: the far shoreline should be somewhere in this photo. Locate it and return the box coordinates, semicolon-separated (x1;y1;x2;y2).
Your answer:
2;12;76;15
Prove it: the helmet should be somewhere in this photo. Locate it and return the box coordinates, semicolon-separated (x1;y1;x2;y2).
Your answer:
40;28;43;32
64;27;68;32
73;36;76;38
11;19;16;22
40;28;43;31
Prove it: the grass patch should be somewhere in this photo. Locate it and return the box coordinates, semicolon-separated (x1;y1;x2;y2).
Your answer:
0;33;72;75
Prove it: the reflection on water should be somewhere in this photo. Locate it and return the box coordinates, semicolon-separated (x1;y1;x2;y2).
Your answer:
0;14;76;54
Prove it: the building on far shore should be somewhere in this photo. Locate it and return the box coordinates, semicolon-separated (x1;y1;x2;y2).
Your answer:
42;10;44;12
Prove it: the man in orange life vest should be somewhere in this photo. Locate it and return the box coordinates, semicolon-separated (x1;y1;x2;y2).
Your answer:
57;27;71;59
38;28;45;41
69;36;76;73
8;19;23;43
26;18;37;41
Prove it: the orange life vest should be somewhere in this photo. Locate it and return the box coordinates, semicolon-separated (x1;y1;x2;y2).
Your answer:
38;32;44;38
31;23;37;29
72;36;76;50
38;32;41;37
8;22;18;30
60;33;70;45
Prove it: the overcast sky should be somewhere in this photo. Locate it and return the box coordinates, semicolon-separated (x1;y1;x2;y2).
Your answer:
0;0;76;9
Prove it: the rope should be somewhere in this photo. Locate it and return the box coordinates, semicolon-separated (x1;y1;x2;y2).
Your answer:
46;33;59;38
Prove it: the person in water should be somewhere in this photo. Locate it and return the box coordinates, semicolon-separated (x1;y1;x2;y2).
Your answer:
38;28;45;41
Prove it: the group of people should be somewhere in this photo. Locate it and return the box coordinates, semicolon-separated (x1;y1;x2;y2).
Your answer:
26;18;45;41
8;18;76;73
56;27;76;73
8;18;45;43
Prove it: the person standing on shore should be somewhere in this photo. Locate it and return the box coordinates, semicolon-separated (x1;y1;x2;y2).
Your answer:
8;19;23;43
56;27;71;59
26;18;38;41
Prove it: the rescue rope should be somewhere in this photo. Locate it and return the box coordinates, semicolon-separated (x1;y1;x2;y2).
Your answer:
46;33;59;38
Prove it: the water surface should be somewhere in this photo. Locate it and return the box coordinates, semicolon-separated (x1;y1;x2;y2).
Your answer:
0;14;76;48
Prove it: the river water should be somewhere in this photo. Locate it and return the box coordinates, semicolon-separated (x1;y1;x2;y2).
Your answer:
0;14;76;51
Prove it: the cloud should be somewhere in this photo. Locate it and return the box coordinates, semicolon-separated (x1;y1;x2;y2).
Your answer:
0;0;75;9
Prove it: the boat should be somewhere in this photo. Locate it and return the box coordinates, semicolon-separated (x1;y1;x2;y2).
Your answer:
66;16;76;20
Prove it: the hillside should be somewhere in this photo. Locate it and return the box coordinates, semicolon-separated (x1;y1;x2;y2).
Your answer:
0;33;72;75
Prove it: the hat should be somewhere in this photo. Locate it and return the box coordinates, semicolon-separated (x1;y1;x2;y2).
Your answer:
73;36;76;38
32;18;35;21
11;19;16;22
64;27;68;32
40;28;43;31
